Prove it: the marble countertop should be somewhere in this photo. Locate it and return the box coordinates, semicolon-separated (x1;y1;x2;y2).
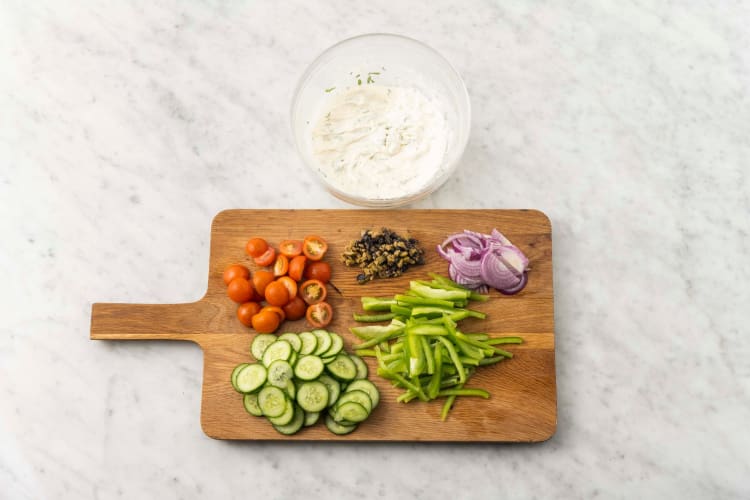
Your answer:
2;1;749;498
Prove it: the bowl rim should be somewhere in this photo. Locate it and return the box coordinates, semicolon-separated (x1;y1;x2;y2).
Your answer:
290;33;472;207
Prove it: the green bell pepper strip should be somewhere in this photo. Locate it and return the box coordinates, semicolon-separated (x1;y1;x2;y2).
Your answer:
427;344;443;399
354;349;377;357
458;356;480;366
438;388;490;398
440;382;463;421
464;333;489;341
420;335;435;375
478;356;505;366
409;281;470;301
395;294;456;308
405;324;449;336
486;337;524;345
436;336;465;384
427;273;490;302
361;297;397;311
388;371;428;402
353;312;397;322
389;304;413;317
455;331;510;357
410;306;486;320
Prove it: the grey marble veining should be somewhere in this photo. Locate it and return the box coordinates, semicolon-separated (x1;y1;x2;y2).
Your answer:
1;1;749;498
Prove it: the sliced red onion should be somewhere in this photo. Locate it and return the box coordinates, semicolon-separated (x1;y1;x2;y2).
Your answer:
451;252;483;279
490;229;511;246
499;272;528;295
480;249;524;290
496;245;529;277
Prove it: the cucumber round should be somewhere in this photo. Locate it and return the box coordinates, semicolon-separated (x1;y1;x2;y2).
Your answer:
334;401;369;423
349;355;368;380
303;411;320;427
294;355;324;381
335;390;372;414
267;360;293;389
325;414;357;435
267;398;295;426
322;332;344;358
231;363;249;393
251;334;278;361
277;333;302;352
273;405;305;435
312;329;332;355
326;354;357;381
298;331;318;355
296;381;329;412
235;364;267;394
243;393;263;416
344;379;380;408
262;340;292;367
257;386;287;418
317;374;341;408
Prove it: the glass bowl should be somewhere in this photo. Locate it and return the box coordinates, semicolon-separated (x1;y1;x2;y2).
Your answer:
290;33;471;208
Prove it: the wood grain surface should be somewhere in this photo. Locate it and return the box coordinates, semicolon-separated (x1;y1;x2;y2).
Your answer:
90;209;556;442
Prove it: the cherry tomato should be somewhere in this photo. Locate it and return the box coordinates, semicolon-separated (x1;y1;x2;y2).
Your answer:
223;264;250;286
277;276;298;300
227;278;253;303
279;240;303;258
252;270;275;296
302;235;328;261
304;261;331;283
282;296;306;321
288;255;307;282
299;279;327;305
273;254;289;277
306;302;333;328
254;246;276;267
261;305;286;322
245;238;269;258
264;280;290;307
251;310;280;333
237;302;261;327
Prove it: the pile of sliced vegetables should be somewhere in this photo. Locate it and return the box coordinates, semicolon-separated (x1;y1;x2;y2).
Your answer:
437;229;529;295
232;330;380;435
350;273;522;420
223;235;334;333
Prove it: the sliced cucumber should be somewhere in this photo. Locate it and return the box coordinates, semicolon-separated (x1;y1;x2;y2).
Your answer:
258;386;287;418
267;360;293;389
251;334;278;361
294;355;324;381
296;381;329;412
267;398;295;426
285;379;296;400
231;363;249;393
262;340;292;367
312;329;332;355
326;354;357;381
334;401;369;423
303;411;320;427
273;405;304;435
288;350;298;367
344;379;380;408
321;356;336;365
325;414;357;435
350;355;368;380
235;364;267;394
243;393;263;416
317;374;341;408
322;332;344;358
277;333;302;352
335;390;372;414
298;331;317;355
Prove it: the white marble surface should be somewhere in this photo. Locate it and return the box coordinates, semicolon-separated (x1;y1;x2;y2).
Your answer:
1;0;749;498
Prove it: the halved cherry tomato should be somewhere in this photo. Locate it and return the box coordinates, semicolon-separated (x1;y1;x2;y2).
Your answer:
273;254;289;277
251;310;280;333
306;302;332;328
227;278;253;303
288;255;307;282
282;296;306;321
245;238;269;258
302;235;328;261
254;246;276;266
279;240;303;258
261;305;286;322
223;264;250;285
299;279;327;305
264;280;290;307
237;302;261;327
304;261;331;283
252;270;275;296
277;276;298;300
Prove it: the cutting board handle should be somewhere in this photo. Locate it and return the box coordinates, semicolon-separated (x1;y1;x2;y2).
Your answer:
90;301;211;343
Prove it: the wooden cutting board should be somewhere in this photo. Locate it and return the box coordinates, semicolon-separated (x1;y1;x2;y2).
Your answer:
90;209;556;442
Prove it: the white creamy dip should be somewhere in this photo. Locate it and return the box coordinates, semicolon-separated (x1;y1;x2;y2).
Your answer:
310;85;449;200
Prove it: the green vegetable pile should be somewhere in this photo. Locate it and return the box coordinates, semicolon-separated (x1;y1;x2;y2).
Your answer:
351;273;523;420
